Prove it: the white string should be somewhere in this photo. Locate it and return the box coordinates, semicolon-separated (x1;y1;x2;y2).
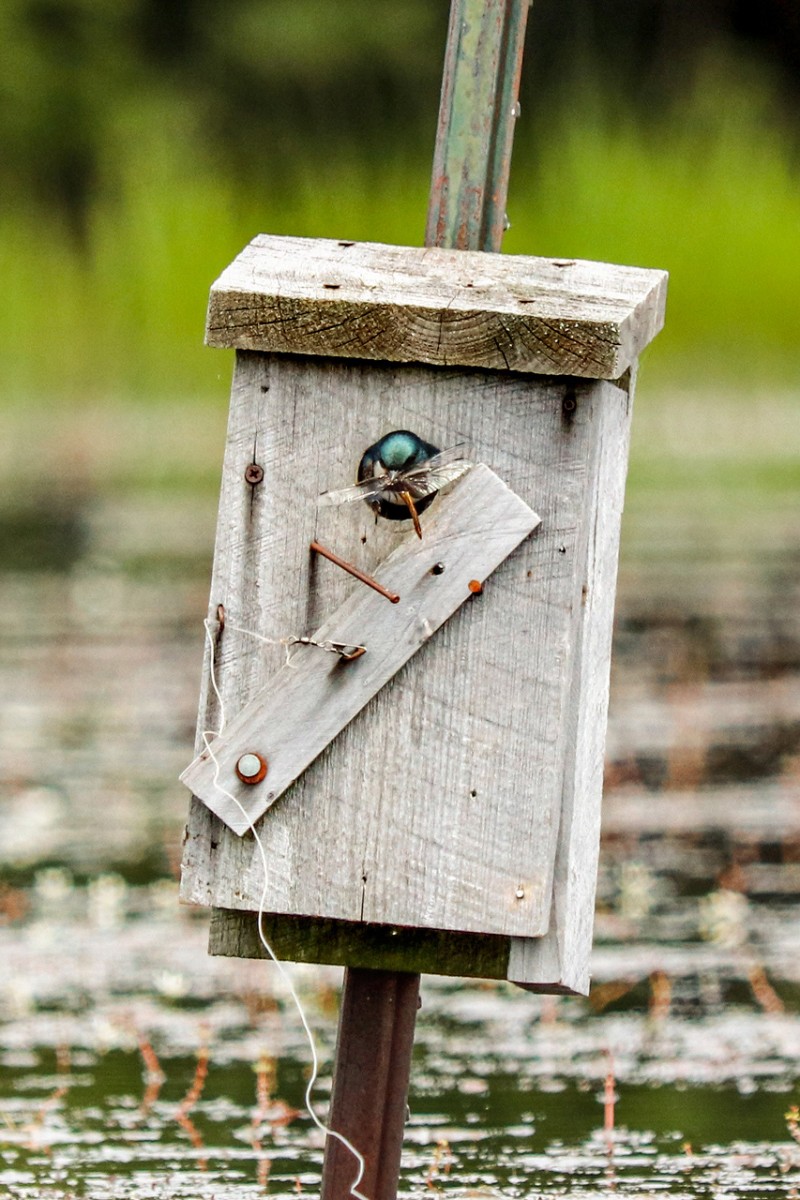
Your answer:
201;617;369;1200
222;620;364;668
222;620;299;668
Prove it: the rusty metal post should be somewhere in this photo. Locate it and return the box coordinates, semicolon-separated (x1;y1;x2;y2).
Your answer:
320;970;420;1200
320;5;530;1198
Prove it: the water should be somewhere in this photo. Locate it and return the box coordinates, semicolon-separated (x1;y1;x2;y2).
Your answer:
2;929;800;1196
2;491;800;1196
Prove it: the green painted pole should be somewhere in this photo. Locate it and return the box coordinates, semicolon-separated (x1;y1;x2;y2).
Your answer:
321;6;531;1198
426;0;532;252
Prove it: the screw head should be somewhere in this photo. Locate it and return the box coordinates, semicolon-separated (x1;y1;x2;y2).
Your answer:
245;462;264;486
235;752;268;784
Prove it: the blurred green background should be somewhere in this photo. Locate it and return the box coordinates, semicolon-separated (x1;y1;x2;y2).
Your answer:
1;0;798;505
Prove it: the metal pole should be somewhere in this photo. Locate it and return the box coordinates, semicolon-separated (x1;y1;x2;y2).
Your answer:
320;4;530;1197
320;970;420;1200
426;0;531;252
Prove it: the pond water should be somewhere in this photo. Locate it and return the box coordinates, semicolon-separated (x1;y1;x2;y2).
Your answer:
2;489;800;1197
2;916;800;1197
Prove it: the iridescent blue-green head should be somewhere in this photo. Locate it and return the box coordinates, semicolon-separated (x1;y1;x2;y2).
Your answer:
358;429;440;522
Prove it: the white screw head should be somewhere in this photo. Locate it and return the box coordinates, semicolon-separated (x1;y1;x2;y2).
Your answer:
235;752;268;784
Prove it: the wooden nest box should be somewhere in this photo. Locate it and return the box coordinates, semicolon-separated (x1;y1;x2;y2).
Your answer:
180;233;667;995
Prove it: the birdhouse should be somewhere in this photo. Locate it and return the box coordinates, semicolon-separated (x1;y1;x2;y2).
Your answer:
180;233;667;995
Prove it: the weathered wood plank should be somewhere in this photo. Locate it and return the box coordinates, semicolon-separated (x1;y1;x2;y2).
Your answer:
508;375;633;993
181;465;540;836
209;909;512;980
195;365;630;991
180;353;608;944
205;235;667;380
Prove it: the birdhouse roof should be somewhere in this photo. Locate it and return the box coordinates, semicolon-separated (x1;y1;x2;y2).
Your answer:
205;234;667;380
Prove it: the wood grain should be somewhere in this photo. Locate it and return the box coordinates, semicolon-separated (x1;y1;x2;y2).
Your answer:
210;909;513;982
508;373;633;993
205;235;667;380
181;465;540;837
180;352;632;970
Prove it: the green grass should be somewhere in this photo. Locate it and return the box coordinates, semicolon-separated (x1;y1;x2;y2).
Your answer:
3;52;799;412
506;66;800;391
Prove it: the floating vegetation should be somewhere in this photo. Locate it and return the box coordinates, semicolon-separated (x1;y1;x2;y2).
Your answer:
2;954;800;1197
2;876;800;1195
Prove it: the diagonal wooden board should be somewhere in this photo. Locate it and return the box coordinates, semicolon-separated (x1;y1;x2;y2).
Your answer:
181;463;540;835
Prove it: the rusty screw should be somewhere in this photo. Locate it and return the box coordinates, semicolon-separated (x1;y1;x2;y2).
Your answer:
245;462;264;486
235;752;268;785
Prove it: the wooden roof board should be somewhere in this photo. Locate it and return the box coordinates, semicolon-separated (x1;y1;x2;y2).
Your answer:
206;234;668;380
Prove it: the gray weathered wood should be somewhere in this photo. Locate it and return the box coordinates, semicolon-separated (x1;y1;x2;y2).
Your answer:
210;909;512;980
180;351;633;970
209;907;595;994
508;371;633;993
181;464;540;836
205;235;667;380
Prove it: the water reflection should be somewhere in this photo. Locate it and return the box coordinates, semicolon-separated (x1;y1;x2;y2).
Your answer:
2;494;800;1195
2;966;800;1196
